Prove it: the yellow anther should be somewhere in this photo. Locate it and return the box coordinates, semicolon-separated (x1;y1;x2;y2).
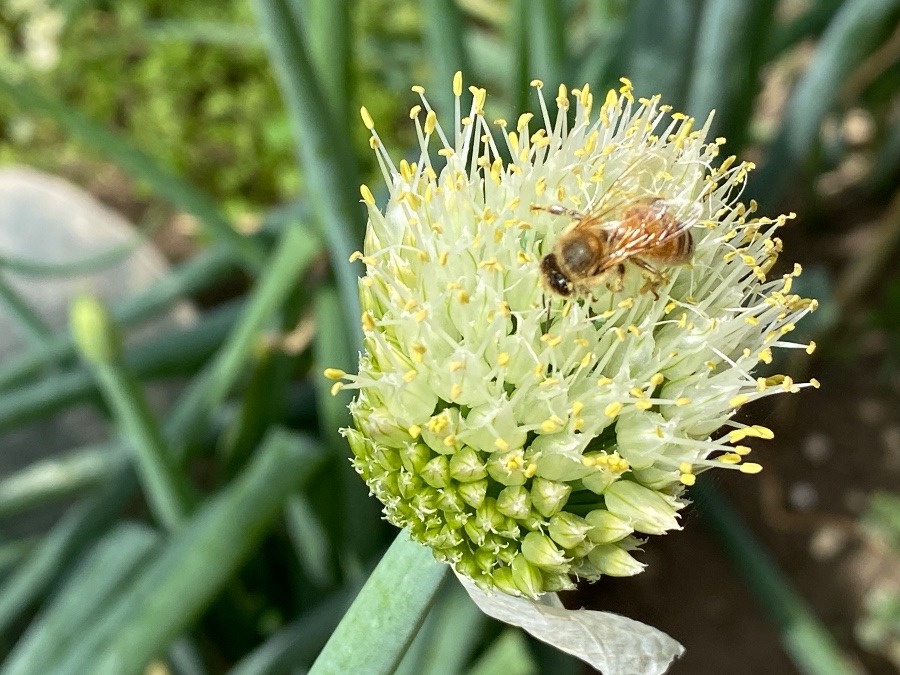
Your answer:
541;334;563;347
530;79;544;88
443;434;457;447
517;112;534;131
572;401;585;416
450;383;463;399
728;429;748;443
424;110;437;134
634;399;653;410
810;378;821;388
413;309;428;323
751;425;774;439
580;353;593;368
457;290;470;304
524;463;538;478
453;71;463;96
362;312;376;332
541;419;560;433
758;348;773;364
409;104;421;119
479;258;504;272
408;425;422;439
739;462;763;474
604;402;623;418
348;251;363;262
360;184;375;205
806;341;817;355
729;394;750;408
324;368;346;380
403;369;417;383
497;352;510;367
628;325;642;337
494;438;510;451
614;327;626;342
449;361;464;372
597;377;613;387
618;297;634;309
411;85;425;95
675;397;691;406
744;316;759;326
438;251;449;266
720;453;742;464
734;445;752;455
649;373;665;388
360;106;375;130
330;382;344;396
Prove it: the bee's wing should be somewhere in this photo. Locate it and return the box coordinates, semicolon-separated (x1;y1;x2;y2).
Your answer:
601;201;698;267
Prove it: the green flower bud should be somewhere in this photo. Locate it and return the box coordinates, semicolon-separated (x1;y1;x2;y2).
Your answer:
604;480;681;535
458;479;488;508
373;446;402;472
491;566;521;596
511;553;543;598
581;469;617;495
531;477;571;518
548;512;592;549
71;295;122;364
400;442;432;474
343;428;371;460
496;485;531;519
430;525;462;550
420;455;450;488
568;538;596;559
521;532;570;572
464;518;487;547
587;544;645;577
542;572;577;593
448;446;487;482
437;485;465;512
455;553;479;579
444;510;468;530
475;547;496;573
585;509;634;543
410;487;438;514
397;471;423;500
475;498;505;533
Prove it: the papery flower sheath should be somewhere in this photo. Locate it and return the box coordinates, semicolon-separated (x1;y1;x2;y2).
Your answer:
327;74;818;597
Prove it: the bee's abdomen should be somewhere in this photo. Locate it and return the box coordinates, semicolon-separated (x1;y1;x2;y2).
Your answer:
645;231;694;264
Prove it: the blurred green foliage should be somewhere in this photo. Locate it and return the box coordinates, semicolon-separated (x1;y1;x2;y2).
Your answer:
0;0;898;673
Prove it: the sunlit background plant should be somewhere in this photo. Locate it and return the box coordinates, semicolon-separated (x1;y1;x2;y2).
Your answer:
0;1;898;673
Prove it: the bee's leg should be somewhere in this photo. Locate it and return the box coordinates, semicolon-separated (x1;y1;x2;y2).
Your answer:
632;258;667;299
530;204;585;220
604;264;626;294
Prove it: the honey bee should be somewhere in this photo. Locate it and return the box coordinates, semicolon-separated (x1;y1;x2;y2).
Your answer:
534;197;696;299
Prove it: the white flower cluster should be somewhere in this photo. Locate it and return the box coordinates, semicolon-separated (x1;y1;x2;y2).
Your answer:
328;75;818;597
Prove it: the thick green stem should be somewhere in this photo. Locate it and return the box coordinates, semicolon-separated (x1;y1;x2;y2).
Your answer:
309;531;449;675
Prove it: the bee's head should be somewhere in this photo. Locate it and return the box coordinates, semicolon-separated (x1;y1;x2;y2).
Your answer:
540;253;574;297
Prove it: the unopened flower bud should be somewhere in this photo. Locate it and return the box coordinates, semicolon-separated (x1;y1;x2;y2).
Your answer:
399;443;432;474
548;512;592;549
511;553;543;598
585;509;634;544
449;446;487;482
458;479;488;509
587;544;645;577
531;477;571;518
496;485;532;519
521;532;570;572
603;481;681;535
420;455;450;488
